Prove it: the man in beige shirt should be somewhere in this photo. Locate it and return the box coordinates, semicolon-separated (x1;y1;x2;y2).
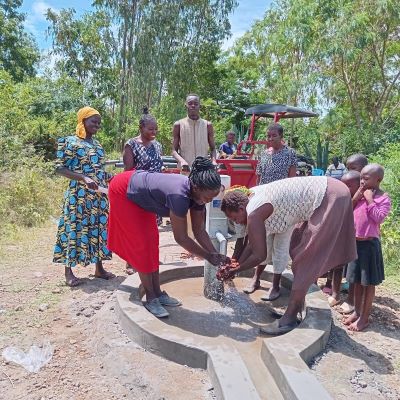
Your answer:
172;94;217;169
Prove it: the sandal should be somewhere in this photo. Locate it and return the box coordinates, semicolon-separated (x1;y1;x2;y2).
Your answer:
260;319;299;336
339;302;354;314
328;296;340;307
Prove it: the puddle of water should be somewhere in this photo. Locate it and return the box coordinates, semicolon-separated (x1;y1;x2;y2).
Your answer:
161;277;289;342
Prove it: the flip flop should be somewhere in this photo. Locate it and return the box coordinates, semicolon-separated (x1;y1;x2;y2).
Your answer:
260;319;299;336
261;291;281;301
243;280;260;294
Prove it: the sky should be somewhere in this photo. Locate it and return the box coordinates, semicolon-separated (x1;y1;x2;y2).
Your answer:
21;0;272;51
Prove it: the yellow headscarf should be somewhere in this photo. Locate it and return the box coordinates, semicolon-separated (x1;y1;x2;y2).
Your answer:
225;185;252;196
76;106;100;139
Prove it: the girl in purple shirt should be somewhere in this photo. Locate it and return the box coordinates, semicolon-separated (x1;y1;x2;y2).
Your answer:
345;164;391;332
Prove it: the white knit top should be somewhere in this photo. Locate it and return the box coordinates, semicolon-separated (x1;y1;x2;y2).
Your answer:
246;176;328;233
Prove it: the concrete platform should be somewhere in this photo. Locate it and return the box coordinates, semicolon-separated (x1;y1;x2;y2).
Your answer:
116;265;333;400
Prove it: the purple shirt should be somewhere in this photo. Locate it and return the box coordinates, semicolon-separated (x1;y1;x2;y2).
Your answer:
127;171;204;218
353;193;391;238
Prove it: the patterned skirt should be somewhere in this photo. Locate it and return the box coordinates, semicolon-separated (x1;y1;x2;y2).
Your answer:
53;182;112;267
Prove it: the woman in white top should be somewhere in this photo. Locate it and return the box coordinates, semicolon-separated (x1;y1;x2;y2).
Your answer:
220;176;357;335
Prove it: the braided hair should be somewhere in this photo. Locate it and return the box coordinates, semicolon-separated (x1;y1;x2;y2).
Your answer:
189;156;221;191
139;106;156;128
221;187;250;213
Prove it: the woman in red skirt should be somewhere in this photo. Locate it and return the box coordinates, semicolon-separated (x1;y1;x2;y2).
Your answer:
108;157;225;318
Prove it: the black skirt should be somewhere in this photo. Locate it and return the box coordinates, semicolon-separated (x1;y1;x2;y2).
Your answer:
346;238;384;286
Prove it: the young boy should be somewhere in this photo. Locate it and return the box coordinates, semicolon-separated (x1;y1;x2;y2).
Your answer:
346;153;368;173
344;164;391;331
337;154;369;313
327;171;361;307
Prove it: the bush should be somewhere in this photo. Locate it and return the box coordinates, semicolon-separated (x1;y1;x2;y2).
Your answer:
0;157;64;238
371;143;400;285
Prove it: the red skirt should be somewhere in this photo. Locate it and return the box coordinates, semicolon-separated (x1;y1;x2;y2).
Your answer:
107;171;159;273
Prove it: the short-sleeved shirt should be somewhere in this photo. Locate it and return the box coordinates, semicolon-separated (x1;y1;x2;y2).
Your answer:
246;176;328;233
219;142;237;155
126;138;163;172
55;135;109;186
127;171;205;218
256;146;297;184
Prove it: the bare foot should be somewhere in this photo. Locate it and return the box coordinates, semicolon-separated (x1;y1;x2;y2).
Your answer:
348;318;369;332
65;268;81;287
261;287;280;301
343;312;358;326
243;279;260;294
95;270;115;280
95;261;116;280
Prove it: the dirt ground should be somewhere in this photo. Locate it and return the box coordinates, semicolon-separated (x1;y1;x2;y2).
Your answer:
311;285;400;399
0;222;214;400
0;221;399;400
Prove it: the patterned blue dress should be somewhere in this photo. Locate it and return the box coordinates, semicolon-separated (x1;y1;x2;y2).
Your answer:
126;138;163;172
53;136;112;268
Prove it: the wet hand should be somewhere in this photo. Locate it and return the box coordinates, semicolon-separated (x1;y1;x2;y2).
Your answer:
216;258;240;281
83;176;98;190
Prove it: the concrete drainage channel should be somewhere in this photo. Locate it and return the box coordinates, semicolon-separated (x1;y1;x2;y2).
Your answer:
116;264;333;400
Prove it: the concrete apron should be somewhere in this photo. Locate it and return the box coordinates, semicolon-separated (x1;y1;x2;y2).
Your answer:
116;265;333;400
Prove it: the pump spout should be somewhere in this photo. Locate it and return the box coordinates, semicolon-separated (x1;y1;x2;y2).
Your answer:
215;231;227;258
204;230;226;301
204;174;231;301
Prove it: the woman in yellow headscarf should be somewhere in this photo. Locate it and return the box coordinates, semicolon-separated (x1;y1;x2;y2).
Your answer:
53;107;114;286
